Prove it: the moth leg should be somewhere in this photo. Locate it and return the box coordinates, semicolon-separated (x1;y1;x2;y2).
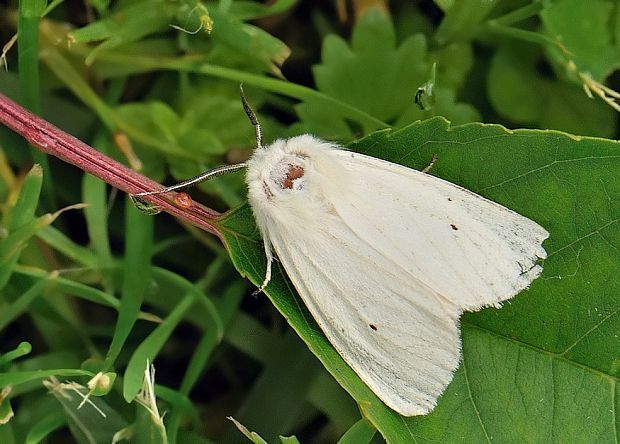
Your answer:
422;153;438;173
252;238;273;295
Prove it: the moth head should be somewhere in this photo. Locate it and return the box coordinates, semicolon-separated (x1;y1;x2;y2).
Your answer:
246;134;334;201
274;162;305;190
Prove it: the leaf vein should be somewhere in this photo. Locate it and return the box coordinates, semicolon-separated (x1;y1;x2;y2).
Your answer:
478;156;620;192
463;323;619;382
560;307;620;355
547;218;619;258
462;356;492;443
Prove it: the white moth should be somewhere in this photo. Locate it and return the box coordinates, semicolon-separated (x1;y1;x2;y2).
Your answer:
134;88;549;417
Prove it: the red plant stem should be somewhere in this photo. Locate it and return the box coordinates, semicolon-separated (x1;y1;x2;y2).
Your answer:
0;93;221;237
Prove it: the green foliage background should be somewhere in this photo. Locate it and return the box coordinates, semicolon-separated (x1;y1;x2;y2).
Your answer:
0;1;618;443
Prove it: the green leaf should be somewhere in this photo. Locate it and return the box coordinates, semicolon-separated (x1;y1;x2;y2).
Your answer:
115;102;188;157
233;331;322;442
434;0;454;12
82;166;113;266
103;200;154;373
228;417;269;444
178;85;257;152
44;378;127;444
428;42;474;90
123;294;194;402
0;278;49;331
488;45;616;137
225;312;361;428
130;365;167;444
18;0;53;206
541;0;620;81
434;0;499;44
208;6;291;73
0;424;15;444
165;277;245;444
36;225;99;268
13;266;159;321
133;402;168;444
0;208;66;290
229;0;296;20
115;95;249;162
0;165;42;289
218;118;619;442
124;266;226;402
336;418;376;444
297;9;478;138
0;369;92;387
4;164;42;230
68;0;171;65
24;411;66;444
311;10;427;130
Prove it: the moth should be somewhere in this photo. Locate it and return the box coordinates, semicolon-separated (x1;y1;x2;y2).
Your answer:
133;87;549;416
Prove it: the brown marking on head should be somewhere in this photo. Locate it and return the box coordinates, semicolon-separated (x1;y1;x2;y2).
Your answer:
281;164;305;189
450;223;458;231
174;192;193;209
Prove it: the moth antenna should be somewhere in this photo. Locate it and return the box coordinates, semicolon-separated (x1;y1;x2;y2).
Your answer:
240;84;263;149
132;163;247;197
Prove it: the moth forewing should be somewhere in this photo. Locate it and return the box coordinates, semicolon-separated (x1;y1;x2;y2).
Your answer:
245;134;548;416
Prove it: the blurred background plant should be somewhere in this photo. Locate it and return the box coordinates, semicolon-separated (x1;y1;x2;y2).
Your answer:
0;0;619;443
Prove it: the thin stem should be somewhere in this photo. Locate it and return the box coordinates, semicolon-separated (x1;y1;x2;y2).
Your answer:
0;93;222;236
488;1;545;27
484;24;571;56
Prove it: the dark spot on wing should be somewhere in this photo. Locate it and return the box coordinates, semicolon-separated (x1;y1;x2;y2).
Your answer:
447;197;453;201
369;324;378;331
450;224;458;231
